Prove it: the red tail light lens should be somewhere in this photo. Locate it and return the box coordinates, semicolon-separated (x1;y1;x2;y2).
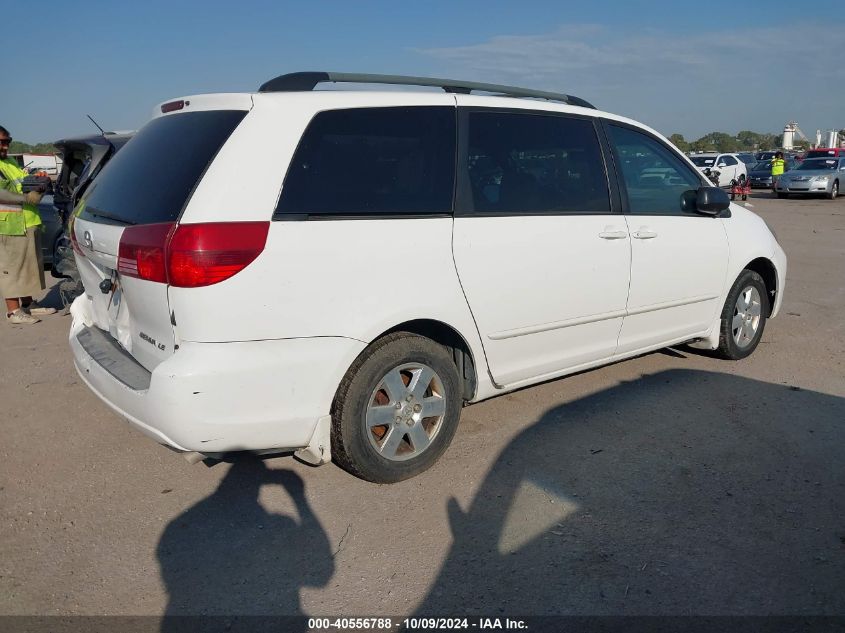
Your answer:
118;223;175;283
168;222;269;288
117;221;269;287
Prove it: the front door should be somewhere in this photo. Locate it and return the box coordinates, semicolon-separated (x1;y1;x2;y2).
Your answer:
606;123;729;355
452;105;630;387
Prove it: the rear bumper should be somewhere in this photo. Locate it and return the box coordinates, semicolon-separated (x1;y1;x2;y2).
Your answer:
69;308;365;453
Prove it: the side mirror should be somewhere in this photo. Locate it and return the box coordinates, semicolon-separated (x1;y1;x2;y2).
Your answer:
717;162;727;168
694;186;731;216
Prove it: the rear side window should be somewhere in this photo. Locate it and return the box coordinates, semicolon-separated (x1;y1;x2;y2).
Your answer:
80;110;246;225
464;111;610;214
276;107;456;217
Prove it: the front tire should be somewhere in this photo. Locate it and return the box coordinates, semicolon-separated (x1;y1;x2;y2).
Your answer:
331;333;463;483
715;270;769;360
828;181;838;200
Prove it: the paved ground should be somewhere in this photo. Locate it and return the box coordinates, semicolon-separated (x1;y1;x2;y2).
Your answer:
1;193;844;618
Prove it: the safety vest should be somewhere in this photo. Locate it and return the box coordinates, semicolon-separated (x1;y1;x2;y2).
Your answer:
771;158;786;176
0;158;42;236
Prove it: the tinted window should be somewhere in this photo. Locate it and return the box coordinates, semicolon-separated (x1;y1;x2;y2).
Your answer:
81;111;246;225
276;107;455;216
608;125;702;215
464;112;609;214
721;155;738;166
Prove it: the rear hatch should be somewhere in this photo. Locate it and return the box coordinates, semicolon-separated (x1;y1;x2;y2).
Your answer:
71;97;250;372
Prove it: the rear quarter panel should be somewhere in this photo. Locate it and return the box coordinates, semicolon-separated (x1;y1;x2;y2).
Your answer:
170;93;494;399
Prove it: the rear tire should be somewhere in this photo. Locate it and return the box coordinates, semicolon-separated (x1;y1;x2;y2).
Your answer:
715;269;769;360
331;332;463;483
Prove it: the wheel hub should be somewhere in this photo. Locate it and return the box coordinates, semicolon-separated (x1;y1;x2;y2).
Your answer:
365;363;446;461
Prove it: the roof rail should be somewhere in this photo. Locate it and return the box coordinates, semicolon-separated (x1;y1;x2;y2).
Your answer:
257;72;595;109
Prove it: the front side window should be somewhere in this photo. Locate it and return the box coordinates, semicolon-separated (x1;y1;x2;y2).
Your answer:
276;106;455;217
464;111;610;214
721;155;738;166
607;124;702;215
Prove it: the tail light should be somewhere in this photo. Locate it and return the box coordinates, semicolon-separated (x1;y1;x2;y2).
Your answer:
118;223;174;283
117;221;269;287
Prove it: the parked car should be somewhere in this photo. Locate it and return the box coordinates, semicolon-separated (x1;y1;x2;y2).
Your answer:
748;158;797;188
775;157;845;199
69;72;786;483
53;132;134;221
49;132;133;284
804;148;845;159
689;153;748;187
35;194;64;269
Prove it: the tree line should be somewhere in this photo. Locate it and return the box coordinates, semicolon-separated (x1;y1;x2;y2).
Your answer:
669;131;787;153
6;140;58;155
668;130;845;154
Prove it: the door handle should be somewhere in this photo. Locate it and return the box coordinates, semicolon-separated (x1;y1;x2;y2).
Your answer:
598;226;628;240
632;228;658;239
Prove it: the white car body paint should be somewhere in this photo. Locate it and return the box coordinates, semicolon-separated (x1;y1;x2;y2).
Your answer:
69;86;786;457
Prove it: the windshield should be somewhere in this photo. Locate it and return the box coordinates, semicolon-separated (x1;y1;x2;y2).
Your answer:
796;159;838;171
690;156;716;167
751;161;772;170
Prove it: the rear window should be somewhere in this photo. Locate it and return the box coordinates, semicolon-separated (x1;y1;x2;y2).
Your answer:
276;106;456;217
80;110;246;225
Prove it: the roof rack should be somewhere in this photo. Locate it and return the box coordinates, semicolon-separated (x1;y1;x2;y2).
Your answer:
257;72;595;109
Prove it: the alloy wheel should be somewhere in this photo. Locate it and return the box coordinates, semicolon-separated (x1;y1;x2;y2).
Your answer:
732;286;762;348
365;363;447;461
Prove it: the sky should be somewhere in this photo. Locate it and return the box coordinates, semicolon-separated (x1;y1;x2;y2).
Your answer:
4;0;844;144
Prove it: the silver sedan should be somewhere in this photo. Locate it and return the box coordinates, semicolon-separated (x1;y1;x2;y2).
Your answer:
776;157;845;199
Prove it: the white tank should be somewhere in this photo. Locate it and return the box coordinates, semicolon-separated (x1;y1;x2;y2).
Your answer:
783;124;794;150
826;130;838;148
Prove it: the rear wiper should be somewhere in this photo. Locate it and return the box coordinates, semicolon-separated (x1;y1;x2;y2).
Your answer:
84;207;137;226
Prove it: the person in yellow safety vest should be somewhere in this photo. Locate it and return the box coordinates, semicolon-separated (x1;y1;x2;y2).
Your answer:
0;125;57;325
771;151;786;192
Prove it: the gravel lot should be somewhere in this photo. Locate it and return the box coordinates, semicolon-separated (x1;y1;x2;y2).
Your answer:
1;193;843;618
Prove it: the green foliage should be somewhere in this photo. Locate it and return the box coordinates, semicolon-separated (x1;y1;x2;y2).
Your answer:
668;134;690;152
6;140;57;155
671;130;783;153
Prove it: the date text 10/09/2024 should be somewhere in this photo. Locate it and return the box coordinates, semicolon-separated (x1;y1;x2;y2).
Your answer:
308;618;529;630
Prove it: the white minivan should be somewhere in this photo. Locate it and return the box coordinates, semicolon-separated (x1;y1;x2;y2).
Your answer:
69;72;786;483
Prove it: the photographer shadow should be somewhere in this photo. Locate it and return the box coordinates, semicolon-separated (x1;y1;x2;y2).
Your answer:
157;454;333;631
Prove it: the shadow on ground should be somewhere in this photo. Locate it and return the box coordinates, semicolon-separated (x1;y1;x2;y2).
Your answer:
157;456;333;630
412;369;845;615
157;370;845;620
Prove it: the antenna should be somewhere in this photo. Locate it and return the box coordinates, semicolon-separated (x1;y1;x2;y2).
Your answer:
86;114;106;136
